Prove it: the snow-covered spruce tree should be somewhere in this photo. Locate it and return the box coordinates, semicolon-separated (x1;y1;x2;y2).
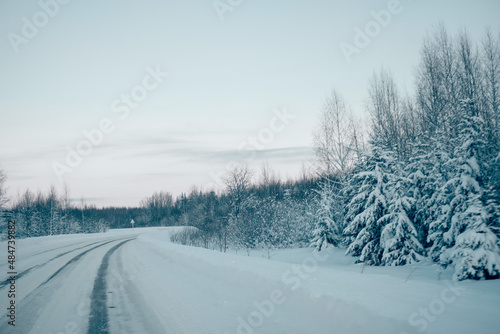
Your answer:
341;162;366;247
440;100;500;280
427;177;455;262
343;144;393;265
380;175;424;266
311;181;342;251
405;137;433;246
485;153;500;239
412;132;454;261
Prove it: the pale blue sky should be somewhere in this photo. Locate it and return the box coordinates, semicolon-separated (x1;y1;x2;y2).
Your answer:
1;0;499;206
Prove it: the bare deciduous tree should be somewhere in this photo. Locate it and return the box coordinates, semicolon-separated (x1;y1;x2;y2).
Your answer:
368;69;409;159
61;183;71;234
222;164;254;196
416;25;454;134
313;89;358;176
141;191;174;226
482;28;500;146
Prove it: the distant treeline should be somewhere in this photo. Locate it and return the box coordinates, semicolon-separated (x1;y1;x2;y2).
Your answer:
0;171;322;243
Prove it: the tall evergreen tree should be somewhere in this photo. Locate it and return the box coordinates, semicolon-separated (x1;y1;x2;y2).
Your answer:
380;176;424;266
440;100;500;280
344;144;393;265
311;181;341;251
485;153;500;239
406;138;433;246
423;133;454;261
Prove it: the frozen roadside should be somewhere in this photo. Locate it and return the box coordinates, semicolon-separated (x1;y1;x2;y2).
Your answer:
124;231;410;334
132;229;500;334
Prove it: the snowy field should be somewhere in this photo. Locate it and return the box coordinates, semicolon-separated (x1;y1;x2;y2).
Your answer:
0;227;499;334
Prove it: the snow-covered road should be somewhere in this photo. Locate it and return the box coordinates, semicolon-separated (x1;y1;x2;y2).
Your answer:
1;227;499;334
0;230;139;334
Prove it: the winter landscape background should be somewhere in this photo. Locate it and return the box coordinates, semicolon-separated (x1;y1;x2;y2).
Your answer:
1;1;500;333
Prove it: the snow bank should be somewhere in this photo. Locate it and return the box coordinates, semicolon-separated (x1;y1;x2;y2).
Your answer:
133;229;500;334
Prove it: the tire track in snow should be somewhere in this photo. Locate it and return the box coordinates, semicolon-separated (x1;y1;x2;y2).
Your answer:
41;239;119;286
87;238;135;334
0;239;113;289
107;242;167;334
24;239;91;257
0;237;136;334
